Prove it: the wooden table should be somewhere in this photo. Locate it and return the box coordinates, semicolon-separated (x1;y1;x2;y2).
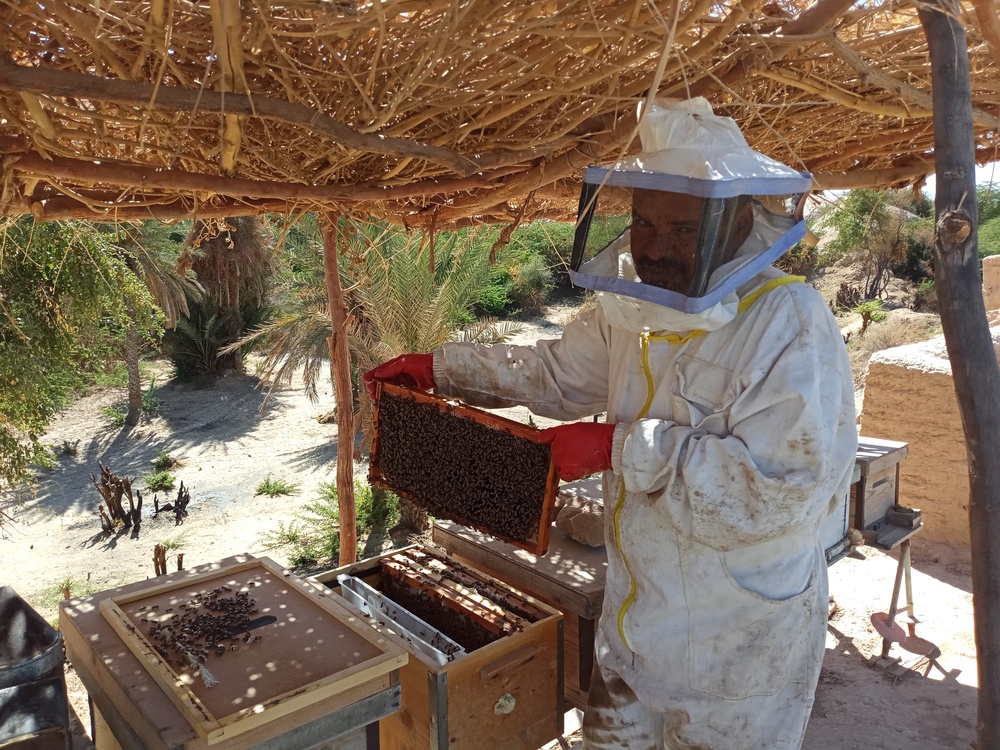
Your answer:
60;555;402;750
431;523;606;711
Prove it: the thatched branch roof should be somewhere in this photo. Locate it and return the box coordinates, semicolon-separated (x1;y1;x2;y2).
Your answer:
0;0;996;226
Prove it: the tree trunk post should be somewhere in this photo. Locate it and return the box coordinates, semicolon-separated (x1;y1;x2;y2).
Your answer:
322;214;357;565
124;312;142;425
919;3;1000;745
123;253;142;426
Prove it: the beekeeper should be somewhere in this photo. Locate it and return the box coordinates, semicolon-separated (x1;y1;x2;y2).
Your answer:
364;98;857;750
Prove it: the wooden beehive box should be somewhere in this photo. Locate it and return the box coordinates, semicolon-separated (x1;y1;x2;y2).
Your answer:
310;545;564;750
851;437;909;530
370;382;559;555
97;557;407;745
432;520;606;712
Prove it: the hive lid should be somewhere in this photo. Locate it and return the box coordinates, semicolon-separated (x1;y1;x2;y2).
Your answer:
370;383;559;555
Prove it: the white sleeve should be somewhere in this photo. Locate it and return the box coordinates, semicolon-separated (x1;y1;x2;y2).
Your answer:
611;304;857;550
433;306;611;421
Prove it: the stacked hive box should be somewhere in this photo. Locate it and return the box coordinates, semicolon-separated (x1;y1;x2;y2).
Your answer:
311;547;563;750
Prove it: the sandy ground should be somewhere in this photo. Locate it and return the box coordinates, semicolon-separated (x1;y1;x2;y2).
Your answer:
1;302;978;749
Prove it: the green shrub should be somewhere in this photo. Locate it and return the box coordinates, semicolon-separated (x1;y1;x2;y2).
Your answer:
259;521;324;566
144;470;176;492
913;278;937;312
508;221;575;271
255;475;299;497
160;535;185;550
258;481;399;568
142;378;160;414
853;300;887;336
476;268;514;316
509;255;554;314
979;216;1000;258
101;406;127;427
355;484;401;535
152;450;176;471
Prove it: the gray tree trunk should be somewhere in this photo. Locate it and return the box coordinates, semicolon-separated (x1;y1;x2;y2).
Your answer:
919;3;1000;746
124;301;142;426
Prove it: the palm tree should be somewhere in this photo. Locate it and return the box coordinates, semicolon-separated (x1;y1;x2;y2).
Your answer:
232;216;521;530
108;221;199;425
169;217;273;378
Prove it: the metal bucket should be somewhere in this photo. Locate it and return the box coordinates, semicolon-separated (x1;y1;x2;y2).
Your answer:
0;586;70;748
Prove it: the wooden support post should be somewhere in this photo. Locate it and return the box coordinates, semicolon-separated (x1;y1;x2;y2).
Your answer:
323;215;357;565
919;2;1000;746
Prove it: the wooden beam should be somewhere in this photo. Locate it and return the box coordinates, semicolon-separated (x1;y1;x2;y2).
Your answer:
322;215;357;565
810;148;996;190
972;0;1000;69
0;60;475;175
210;0;246;175
9;151;489;202
686;0;855;98
427;113;638;224
18;93;57;139
811;163;932;190
757;67;932;120
778;0;856;35
827;34;1000;129
920;3;1000;748
803;125;934;170
6;194;296;222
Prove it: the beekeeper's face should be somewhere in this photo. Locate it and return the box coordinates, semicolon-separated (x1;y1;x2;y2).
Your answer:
630;190;703;293
630;189;754;294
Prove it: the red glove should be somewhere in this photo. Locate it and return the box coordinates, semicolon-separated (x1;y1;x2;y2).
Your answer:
362;353;435;400
538;422;616;482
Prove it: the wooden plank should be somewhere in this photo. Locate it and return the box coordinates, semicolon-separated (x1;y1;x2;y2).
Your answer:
432;522;606;619
92;705;124;750
381;559;516;636
100;598;219;738
442;546;593;710
63;556;405;750
99;557;406;745
378;658;432;750
855;437;909;476
317;545;564;750
443;618;561;750
62;574;201;750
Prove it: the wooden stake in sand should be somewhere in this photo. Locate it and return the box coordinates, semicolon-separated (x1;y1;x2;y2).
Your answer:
322;214;357;565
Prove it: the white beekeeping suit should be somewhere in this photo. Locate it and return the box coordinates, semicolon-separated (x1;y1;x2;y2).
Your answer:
431;99;857;750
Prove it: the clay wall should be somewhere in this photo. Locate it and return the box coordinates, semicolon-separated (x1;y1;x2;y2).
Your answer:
982;255;1000;313
860;329;1000;547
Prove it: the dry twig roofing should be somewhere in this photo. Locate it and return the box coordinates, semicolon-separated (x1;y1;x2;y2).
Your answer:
0;0;997;227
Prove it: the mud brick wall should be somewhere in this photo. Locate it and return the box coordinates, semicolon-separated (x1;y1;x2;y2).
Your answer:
861;329;1000;546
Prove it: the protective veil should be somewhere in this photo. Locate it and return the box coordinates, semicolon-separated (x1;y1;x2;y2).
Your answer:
570;96;810;335
431;100;858;749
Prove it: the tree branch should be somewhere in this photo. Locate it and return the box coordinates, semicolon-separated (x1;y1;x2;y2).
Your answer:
9;151;488;202
0;60;476;175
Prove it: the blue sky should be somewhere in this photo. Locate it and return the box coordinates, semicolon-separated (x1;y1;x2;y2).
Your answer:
922;162;998;197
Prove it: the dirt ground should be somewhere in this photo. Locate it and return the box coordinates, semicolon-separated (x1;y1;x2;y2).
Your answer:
1;303;977;749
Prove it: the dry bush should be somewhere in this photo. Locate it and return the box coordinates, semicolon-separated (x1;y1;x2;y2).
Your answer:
834;282;863;310
849;312;941;390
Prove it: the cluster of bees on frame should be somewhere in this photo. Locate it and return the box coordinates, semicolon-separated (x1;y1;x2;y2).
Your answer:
136;584;263;675
377;391;550;542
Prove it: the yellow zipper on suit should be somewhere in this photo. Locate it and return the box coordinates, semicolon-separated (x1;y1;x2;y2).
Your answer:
610;275;805;659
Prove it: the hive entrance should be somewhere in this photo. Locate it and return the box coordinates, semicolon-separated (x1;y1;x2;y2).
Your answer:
371;384;558;554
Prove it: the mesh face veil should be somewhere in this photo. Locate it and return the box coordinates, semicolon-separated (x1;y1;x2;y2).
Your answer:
569;98;811;332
